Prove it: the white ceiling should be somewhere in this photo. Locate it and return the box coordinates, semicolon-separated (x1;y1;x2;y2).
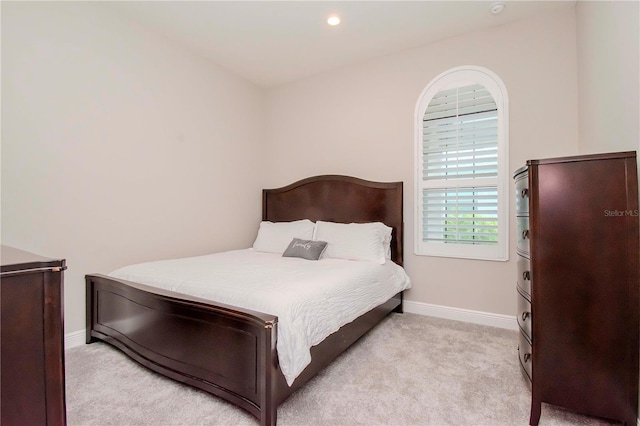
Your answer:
108;1;574;88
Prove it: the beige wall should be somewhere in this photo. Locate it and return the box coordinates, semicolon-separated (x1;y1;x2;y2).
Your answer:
1;2;265;334
4;1;634;336
576;0;639;155
264;6;580;316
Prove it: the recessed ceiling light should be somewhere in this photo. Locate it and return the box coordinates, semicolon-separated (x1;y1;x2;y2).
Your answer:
327;15;341;26
490;1;505;15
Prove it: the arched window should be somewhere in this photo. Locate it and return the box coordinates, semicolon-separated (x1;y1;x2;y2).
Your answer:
414;66;509;261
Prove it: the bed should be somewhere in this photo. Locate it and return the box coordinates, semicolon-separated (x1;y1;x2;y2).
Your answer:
85;175;408;426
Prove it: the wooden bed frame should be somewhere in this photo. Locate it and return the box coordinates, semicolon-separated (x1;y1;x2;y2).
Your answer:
86;175;405;426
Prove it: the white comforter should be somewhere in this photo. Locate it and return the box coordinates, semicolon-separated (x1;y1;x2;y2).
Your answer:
109;249;411;385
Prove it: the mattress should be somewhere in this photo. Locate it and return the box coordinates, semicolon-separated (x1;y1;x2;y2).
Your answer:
109;248;412;385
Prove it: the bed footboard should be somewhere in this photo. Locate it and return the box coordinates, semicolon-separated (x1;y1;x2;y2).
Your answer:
86;274;279;426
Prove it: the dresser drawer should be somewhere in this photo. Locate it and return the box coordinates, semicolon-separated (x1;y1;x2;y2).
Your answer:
515;173;529;214
517;255;532;297
517;290;532;343
516;216;530;254
517;332;533;383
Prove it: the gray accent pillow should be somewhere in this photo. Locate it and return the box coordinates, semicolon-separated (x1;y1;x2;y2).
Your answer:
282;238;328;261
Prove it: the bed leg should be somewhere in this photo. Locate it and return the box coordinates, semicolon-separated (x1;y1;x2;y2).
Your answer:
85;275;97;344
392;292;404;313
260;403;276;426
260;320;278;426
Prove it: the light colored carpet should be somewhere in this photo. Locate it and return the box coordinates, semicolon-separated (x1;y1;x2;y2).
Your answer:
65;313;617;426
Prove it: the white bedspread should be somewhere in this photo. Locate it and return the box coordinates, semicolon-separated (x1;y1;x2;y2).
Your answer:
109;249;411;385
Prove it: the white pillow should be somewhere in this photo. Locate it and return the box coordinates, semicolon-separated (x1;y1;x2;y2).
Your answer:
313;221;392;264
252;220;315;254
384;233;392;260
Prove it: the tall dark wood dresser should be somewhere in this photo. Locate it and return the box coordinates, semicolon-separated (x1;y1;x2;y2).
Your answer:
1;246;67;426
514;151;640;426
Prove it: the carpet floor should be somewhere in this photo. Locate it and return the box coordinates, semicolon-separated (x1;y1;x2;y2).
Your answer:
65;313;619;426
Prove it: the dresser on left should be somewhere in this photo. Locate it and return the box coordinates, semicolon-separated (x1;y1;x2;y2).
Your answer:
1;246;67;426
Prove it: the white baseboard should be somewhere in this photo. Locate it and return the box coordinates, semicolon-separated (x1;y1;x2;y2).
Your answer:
64;329;86;350
403;300;518;331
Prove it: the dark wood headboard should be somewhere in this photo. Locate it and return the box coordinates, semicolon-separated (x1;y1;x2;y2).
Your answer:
262;175;404;266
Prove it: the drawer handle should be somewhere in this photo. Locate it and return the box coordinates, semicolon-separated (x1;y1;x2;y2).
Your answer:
521;188;528;198
522;311;530;321
522;229;529;240
524;353;531;363
523;270;530;281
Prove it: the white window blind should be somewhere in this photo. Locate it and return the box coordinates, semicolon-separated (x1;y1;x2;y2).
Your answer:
422;85;498;181
414;67;508;261
422;84;498;246
422;186;498;245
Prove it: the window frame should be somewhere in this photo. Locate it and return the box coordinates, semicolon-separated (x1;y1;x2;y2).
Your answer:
414;66;509;261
